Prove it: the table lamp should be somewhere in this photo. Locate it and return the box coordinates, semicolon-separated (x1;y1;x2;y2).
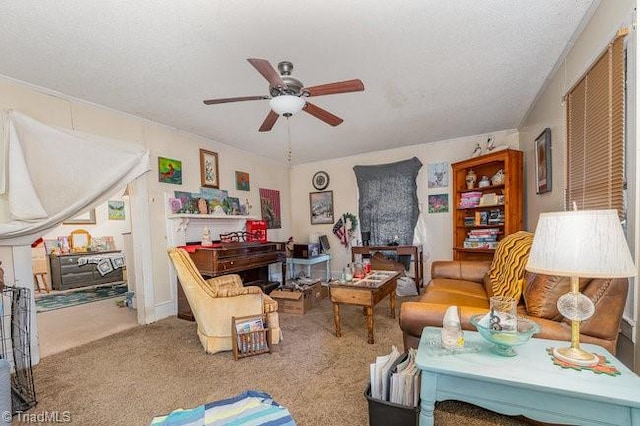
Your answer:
526;210;636;367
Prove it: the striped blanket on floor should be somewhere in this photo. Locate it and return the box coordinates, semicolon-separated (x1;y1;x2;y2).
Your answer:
150;390;296;426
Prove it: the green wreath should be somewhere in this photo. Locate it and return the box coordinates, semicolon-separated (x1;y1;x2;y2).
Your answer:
342;212;358;233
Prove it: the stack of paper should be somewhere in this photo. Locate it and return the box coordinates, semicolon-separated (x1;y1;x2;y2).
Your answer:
369;346;420;407
389;348;420;407
369;345;401;401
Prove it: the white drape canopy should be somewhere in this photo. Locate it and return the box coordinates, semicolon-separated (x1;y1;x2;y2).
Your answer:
0;110;150;245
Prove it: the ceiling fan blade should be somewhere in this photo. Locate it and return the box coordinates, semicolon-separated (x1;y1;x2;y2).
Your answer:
203;95;269;105
258;110;279;132
303;102;344;127
247;58;287;89
304;79;365;97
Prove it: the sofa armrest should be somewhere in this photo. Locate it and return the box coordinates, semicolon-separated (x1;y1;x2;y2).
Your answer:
431;260;492;283
399;302;490;339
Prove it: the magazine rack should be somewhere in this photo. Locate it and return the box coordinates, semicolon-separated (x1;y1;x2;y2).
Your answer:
232;314;271;360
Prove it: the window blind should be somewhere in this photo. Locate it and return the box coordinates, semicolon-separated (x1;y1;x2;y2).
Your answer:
565;31;626;218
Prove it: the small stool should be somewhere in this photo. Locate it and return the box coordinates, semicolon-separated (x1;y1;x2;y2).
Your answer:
34;272;50;293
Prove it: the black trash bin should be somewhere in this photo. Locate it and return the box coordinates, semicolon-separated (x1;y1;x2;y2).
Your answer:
364;383;419;426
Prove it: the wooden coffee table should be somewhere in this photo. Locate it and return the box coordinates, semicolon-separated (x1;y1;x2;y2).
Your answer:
416;326;640;426
329;270;401;344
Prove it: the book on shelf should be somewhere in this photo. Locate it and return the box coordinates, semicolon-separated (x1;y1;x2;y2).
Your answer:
468;228;500;235
474;211;489;225
465;236;498;242
463;241;498;249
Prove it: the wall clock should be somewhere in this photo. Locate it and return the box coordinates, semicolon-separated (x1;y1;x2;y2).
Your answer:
312;171;330;190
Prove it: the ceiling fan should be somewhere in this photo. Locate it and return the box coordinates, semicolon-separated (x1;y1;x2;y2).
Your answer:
203;58;365;132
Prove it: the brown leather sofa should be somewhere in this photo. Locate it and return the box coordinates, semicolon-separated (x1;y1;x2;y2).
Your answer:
399;260;629;355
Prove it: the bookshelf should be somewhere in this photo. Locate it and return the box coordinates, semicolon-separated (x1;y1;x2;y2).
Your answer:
451;149;523;261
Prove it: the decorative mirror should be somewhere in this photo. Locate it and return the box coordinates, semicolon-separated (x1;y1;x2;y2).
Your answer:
70;229;92;252
312;171;330;190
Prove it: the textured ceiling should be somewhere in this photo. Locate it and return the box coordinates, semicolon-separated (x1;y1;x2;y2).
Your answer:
1;1;596;165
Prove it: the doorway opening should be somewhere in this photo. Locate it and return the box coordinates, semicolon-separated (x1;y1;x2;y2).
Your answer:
32;187;139;357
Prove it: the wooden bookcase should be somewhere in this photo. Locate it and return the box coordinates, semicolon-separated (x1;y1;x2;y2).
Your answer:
451;149;523;261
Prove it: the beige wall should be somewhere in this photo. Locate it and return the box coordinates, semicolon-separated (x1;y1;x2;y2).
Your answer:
0;76;291;320
519;0;635;230
290;130;520;279
519;0;637;371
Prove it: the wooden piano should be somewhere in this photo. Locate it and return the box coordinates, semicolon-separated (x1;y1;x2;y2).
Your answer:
177;241;287;321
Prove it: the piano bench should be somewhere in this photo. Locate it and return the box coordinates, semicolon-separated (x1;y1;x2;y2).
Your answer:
245;280;280;295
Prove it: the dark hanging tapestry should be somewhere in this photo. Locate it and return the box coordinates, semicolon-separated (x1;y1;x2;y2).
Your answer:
353;157;422;247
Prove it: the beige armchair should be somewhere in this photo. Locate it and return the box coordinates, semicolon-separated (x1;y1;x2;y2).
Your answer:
168;248;281;354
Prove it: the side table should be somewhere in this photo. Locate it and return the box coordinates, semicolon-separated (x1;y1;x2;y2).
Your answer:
415;326;640;426
287;254;331;282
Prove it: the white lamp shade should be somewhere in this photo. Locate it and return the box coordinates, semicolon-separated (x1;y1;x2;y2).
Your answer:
269;95;305;116
526;210;636;278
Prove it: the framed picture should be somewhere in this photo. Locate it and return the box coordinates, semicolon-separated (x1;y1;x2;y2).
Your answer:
427;162;449;188
200;149;219;189
428;194;449;213
108;201;125;220
309;191;334;225
535;128;552;194
158;157;182;185
63;209;96;225
235;171;250;191
259;188;282;229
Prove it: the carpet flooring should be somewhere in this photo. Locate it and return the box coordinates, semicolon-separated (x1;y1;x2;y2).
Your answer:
20;296;529;426
35;282;128;312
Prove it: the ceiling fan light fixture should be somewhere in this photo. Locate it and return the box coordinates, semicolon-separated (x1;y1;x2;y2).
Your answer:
269;95;305;117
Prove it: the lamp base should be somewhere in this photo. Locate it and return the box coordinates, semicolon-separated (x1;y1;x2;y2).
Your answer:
552;346;599;367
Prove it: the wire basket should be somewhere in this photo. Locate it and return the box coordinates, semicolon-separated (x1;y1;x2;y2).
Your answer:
1;286;37;413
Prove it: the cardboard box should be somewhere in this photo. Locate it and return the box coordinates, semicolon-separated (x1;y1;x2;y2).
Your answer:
316;283;329;301
245;220;267;242
293;243;322;259
270;282;320;314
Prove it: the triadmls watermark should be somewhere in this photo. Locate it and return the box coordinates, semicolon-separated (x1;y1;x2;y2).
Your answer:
11;411;72;423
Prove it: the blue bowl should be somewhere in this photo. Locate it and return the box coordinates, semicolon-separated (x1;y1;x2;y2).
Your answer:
470;314;540;357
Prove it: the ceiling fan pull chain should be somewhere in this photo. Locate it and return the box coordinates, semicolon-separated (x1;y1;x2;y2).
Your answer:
287;118;293;165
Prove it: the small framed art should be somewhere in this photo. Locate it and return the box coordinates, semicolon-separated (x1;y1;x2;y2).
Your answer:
535;128;552;194
428;194;449;213
158;157;182;185
427;162;449;188
108;201;125;220
235;171;250;191
200;149;219;189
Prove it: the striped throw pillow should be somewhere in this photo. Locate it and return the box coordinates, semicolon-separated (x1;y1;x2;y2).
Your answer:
488;231;534;302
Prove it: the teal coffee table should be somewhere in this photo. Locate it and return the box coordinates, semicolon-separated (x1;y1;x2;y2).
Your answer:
416;327;640;426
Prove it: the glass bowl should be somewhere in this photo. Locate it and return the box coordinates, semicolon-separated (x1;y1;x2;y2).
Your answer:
469;314;540;357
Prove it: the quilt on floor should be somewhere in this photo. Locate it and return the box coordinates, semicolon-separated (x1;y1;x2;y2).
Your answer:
150;390;296;426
